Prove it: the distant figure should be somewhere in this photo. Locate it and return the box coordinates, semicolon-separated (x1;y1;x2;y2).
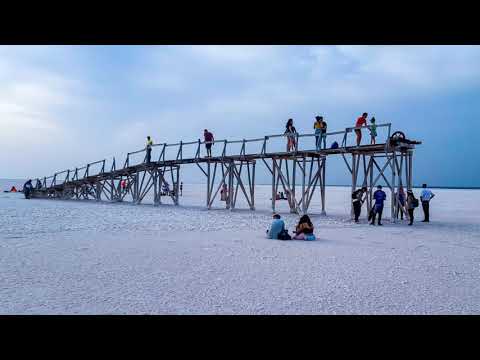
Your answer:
180;182;183;196
204;129;214;157
406;190;419;226
370;185;387;226
284;118;297;152
396;186;406;220
23;180;33;199
267;213;286;239
10;186;18;192
369;117;377;145
145;136;153;163
220;183;228;201
355;112;368;146
352;187;367;223
420;183;435;222
293;215;316;241
314;116;327;151
121;180;127;190
162;182;170;195
36;179;42;190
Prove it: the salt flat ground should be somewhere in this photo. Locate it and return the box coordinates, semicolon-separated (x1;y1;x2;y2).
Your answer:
1;183;480;314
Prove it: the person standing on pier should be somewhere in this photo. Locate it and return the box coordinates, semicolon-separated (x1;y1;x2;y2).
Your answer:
370;185;387;226
285;118;297;152
369;117;377;145
352;186;367;223
314;116;323;151
145;136;153;163
355;112;368;146
204;129;214;157
420;183;435;222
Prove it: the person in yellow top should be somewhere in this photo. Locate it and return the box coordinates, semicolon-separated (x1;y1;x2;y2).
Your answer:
146;136;154;163
314;116;327;150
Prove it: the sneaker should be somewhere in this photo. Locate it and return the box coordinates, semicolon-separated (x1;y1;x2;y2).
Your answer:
408;223;413;226
378;223;383;226
370;222;374;225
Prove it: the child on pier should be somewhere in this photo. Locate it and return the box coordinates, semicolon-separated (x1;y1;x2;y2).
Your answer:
369;117;377;144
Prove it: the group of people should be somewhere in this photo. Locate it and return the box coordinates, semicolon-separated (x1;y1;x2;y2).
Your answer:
267;213;316;241
352;183;435;226
283;113;378;153
144;113;378;163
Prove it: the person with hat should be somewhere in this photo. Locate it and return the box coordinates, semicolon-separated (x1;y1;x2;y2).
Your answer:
371;185;387;226
352;186;368;223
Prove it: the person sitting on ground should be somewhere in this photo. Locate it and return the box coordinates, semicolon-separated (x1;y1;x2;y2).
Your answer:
369;117;377;145
267;213;286;239
406;190;418;226
352;186;368;223
280;191;287;200
293;215;316;241
371;185;387;226
10;186;18;192
355;112;368;146
420;183;435;223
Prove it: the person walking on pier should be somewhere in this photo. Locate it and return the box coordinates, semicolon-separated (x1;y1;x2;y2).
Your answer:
369;117;377;145
285;118;297;152
420;183;435;222
355;112;368;146
352;186;367;223
204;129;214;157
145;136;153;163
406;190;418;225
370;185;387;226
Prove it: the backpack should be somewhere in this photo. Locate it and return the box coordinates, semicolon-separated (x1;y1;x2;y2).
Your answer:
277;229;292;240
331;141;339;149
412;198;419;208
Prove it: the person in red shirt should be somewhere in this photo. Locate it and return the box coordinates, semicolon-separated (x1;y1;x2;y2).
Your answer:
204;129;214;157
355;112;368;146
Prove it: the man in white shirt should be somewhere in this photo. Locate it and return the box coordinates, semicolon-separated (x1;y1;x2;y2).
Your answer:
420;183;435;222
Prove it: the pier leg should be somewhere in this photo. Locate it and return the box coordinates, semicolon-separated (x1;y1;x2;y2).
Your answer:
321;157;326;216
272;158;276;213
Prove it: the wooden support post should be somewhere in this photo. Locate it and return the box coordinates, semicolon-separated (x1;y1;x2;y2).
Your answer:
321;157;326;215
272;158;276;213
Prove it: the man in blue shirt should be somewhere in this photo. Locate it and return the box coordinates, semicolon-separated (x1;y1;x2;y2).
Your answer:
371;185;387;226
267;214;285;239
420;183;435;222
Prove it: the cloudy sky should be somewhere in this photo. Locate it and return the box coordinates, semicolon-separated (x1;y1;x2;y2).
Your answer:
1;45;479;187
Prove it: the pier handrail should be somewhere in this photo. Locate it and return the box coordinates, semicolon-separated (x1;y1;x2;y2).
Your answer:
36;122;393;184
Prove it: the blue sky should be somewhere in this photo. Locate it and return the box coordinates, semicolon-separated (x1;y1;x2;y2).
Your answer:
1;45;479;187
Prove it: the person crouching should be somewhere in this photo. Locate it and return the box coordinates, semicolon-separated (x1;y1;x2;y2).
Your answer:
293;215;316;241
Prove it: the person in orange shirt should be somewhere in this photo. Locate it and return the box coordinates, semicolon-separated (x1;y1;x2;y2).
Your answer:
355;112;368;146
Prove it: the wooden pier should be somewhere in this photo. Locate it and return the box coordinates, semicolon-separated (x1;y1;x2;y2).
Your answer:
31;123;421;222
